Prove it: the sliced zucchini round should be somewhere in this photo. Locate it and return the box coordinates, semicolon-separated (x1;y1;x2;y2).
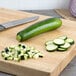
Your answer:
57;48;67;51
45;40;53;45
53;39;65;45
59;35;67;40
60;42;71;49
46;44;58;52
65;38;74;45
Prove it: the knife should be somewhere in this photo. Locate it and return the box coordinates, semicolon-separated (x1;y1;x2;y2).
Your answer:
0;16;39;31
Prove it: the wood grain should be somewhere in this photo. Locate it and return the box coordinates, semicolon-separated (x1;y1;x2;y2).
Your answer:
0;8;76;76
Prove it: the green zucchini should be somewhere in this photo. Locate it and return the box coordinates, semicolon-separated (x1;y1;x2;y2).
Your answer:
16;18;62;41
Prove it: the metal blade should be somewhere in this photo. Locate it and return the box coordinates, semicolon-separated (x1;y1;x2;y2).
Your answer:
0;25;5;31
1;16;39;29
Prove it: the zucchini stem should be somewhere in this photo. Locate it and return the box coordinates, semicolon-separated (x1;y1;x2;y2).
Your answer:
16;35;21;41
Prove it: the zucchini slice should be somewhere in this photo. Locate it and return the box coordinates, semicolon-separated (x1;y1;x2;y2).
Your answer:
45;40;53;45
57;48;67;51
53;39;65;45
60;42;71;49
59;35;67;40
46;44;58;52
65;38;74;45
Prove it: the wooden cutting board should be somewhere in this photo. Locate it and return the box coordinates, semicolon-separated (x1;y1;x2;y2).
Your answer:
55;9;76;21
0;8;76;76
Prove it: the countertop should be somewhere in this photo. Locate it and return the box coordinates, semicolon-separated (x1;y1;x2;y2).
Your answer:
0;10;76;76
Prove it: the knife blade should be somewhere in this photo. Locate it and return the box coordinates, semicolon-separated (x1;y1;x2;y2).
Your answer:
0;16;39;31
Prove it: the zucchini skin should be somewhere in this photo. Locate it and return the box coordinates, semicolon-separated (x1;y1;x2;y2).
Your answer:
16;18;62;41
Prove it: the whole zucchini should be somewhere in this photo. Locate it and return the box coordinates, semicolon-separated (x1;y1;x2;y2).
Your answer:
16;18;62;41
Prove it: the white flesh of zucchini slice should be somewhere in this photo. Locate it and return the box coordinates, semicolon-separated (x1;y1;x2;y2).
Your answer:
53;39;65;45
